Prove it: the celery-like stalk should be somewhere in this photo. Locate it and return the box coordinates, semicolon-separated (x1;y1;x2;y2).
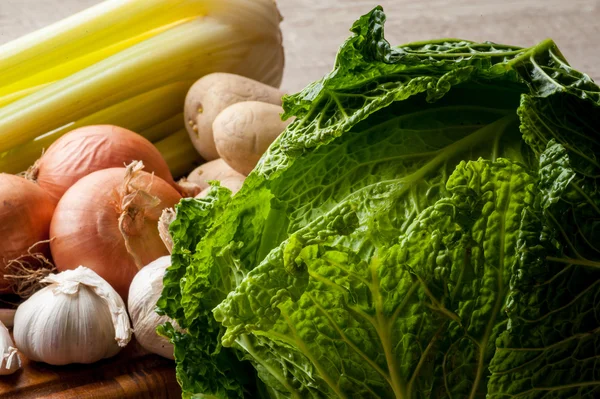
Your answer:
0;0;282;88
0;0;206;85
0;20;187;106
0;83;188;174
0;20;236;152
0;0;283;173
155;129;202;178
142;114;185;143
0;82;54;108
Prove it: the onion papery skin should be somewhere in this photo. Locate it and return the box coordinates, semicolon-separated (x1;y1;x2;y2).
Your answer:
0;174;55;293
34;125;178;203
49;167;181;299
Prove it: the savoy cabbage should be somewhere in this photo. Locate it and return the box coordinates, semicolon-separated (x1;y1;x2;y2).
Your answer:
158;6;600;398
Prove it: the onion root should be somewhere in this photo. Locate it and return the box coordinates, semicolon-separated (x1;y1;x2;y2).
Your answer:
4;239;56;298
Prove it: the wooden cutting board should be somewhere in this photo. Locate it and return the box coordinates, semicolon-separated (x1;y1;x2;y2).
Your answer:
0;338;180;399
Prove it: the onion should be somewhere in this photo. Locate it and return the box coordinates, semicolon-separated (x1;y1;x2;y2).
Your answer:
31;125;180;203
0;174;55;293
49;162;181;300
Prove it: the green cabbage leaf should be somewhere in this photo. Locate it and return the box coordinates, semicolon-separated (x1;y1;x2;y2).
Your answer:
159;6;600;398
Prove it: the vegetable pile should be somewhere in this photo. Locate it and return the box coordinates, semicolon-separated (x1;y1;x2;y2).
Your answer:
158;6;600;399
0;0;289;376
0;64;288;370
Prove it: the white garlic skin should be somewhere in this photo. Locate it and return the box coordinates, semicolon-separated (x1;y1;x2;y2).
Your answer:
14;284;121;365
128;256;174;359
0;321;20;375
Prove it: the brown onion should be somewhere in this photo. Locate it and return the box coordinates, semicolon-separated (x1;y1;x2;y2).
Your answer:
0;174;55;293
49;162;181;300
31;125;179;203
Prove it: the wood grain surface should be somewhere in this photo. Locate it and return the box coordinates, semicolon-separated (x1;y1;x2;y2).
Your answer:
0;338;180;399
0;0;599;92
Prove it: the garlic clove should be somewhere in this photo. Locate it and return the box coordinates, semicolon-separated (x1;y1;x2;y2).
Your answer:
128;256;177;359
13;266;132;365
0;321;21;375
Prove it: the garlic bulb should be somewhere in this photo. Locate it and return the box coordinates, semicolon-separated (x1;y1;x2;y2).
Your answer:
0;320;20;375
128;256;175;359
13;266;132;365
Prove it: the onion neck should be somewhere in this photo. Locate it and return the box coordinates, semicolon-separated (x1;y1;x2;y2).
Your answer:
118;206;145;270
23;158;41;182
118;161;157;271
